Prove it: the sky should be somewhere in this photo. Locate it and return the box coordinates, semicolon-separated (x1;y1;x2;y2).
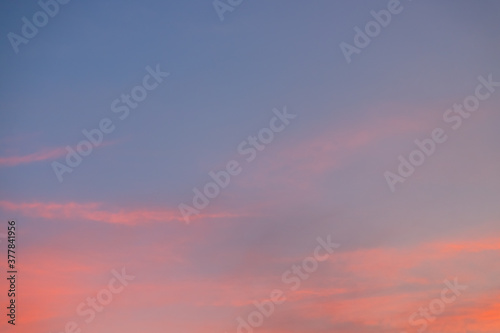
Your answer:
0;0;499;332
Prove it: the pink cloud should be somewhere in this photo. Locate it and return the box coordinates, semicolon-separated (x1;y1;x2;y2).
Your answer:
12;224;500;333
0;139;121;167
224;113;429;211
0;147;67;167
0;200;239;225
271;115;426;177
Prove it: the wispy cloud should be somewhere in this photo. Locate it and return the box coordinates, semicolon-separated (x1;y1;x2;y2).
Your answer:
0;200;240;225
0;147;67;167
0;138;122;168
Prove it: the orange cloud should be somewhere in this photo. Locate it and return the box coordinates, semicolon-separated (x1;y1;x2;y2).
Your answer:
10;226;500;333
184;234;500;332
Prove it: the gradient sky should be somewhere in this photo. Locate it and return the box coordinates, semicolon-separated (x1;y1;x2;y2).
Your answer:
1;0;500;332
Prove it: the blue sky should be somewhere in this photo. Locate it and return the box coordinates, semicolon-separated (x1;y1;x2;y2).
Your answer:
1;1;500;332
